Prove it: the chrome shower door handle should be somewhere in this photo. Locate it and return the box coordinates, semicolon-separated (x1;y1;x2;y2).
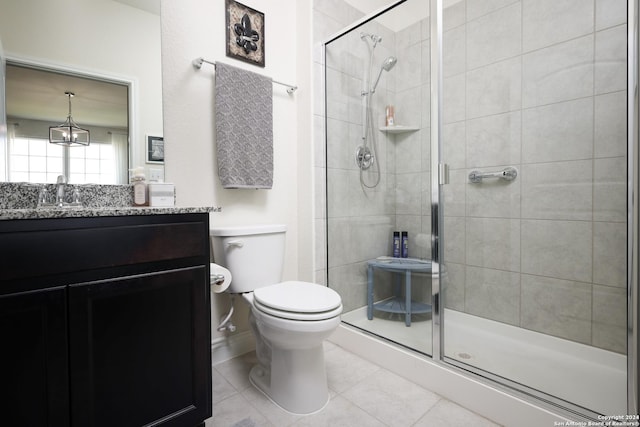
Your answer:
468;167;518;183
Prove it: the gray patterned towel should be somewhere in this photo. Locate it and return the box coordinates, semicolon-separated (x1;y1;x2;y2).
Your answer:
215;62;273;189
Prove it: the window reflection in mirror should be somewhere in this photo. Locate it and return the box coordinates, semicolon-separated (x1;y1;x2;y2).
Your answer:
5;63;129;184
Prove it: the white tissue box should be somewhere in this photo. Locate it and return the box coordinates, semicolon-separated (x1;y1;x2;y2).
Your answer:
148;183;175;207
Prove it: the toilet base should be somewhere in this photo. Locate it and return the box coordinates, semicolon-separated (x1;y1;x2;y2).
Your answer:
249;345;330;415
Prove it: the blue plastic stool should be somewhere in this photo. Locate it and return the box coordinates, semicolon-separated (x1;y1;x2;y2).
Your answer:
367;258;433;326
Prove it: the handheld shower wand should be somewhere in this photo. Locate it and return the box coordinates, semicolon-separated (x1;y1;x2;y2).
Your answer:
356;34;398;189
370;56;397;94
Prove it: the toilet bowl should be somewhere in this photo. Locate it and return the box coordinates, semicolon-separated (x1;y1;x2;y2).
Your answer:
210;225;342;414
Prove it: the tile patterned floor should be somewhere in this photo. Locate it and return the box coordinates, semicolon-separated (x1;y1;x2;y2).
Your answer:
207;341;501;427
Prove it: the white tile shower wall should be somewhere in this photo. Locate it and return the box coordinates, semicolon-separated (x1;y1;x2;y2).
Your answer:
441;0;628;353
521;98;594;163
522;35;594;108
466;2;521;70
521;0;594;52
595;91;627;158
315;0;628;354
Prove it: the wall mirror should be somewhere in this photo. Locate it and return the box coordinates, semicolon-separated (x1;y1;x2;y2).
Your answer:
0;0;162;185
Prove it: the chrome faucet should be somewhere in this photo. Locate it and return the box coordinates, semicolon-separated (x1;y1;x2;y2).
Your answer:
56;175;67;207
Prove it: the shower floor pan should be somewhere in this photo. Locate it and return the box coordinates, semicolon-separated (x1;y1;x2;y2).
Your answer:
342;307;626;416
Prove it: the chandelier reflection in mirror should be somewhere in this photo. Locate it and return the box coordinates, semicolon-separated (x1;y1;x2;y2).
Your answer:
49;91;90;146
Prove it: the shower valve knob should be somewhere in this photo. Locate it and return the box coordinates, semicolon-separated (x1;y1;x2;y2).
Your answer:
355;145;375;170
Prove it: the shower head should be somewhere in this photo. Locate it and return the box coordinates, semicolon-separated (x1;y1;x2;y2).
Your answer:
371;56;397;93
360;32;383;46
381;56;397;71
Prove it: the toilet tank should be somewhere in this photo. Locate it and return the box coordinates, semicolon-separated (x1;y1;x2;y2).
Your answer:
210;224;286;293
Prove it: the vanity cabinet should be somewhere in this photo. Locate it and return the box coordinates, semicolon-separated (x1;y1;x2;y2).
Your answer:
0;285;69;426
0;213;212;427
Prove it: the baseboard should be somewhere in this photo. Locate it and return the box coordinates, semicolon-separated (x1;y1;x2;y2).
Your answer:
211;331;255;365
329;324;571;427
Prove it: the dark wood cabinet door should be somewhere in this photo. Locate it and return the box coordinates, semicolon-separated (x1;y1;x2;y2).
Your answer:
0;286;69;427
68;266;211;427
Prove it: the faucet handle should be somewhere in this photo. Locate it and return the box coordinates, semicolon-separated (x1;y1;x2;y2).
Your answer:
56;175;67;184
37;186;52;207
70;188;83;207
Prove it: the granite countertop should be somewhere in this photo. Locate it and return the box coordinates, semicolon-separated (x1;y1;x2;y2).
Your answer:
0;182;221;220
0;206;219;220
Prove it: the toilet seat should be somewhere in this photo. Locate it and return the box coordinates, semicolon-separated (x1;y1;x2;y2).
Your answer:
253;281;343;321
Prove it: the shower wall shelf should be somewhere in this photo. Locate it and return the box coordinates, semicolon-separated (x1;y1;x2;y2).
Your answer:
379;125;419;134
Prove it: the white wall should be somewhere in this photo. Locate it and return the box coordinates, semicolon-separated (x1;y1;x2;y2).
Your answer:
0;0;163;174
296;1;314;282
161;0;313;342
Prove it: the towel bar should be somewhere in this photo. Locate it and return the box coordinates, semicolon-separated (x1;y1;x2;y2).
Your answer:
192;57;298;94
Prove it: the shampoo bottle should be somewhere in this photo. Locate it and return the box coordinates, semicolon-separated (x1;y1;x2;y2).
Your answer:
393;231;401;257
131;167;148;206
401;231;408;258
385;105;395;126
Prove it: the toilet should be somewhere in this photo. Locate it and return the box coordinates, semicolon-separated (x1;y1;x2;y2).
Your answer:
210;224;342;415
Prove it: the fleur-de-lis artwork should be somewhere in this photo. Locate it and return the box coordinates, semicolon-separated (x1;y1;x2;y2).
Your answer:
235;14;259;54
226;0;265;67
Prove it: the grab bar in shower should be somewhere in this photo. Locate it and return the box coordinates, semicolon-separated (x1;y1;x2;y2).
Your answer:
468;167;518;183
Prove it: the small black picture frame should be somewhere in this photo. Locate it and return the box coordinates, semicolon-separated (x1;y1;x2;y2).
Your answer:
146;135;164;164
225;0;265;67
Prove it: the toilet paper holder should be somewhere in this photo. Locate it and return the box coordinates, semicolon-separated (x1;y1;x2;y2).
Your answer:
210;263;232;294
211;273;226;286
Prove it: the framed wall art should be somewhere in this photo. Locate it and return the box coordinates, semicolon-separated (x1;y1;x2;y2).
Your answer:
225;0;265;67
146;135;164;164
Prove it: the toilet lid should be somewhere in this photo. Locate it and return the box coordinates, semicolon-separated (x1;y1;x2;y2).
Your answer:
253;281;343;321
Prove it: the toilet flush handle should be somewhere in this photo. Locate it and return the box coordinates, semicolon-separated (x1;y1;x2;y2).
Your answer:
225;240;244;249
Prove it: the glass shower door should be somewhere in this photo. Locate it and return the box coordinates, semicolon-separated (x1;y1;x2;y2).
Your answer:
439;0;628;416
324;0;434;357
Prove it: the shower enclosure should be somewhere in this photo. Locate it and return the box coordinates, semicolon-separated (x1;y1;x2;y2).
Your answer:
323;0;636;420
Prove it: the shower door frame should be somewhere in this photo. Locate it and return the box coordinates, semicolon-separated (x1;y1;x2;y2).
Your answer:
430;0;444;364
627;0;639;414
